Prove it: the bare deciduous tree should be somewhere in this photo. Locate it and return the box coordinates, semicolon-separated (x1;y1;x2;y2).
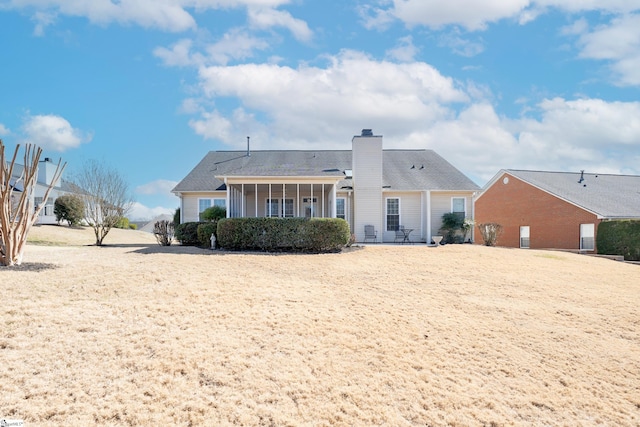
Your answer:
70;159;133;246
1;140;65;266
153;220;174;246
477;222;503;246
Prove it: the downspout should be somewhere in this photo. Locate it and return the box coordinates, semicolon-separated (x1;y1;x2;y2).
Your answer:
426;190;431;244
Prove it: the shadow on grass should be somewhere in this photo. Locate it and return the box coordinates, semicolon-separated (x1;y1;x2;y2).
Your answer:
1;262;59;272
118;244;366;256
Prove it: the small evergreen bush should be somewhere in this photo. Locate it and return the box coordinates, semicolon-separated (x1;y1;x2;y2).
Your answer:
54;194;85;226
175;222;203;246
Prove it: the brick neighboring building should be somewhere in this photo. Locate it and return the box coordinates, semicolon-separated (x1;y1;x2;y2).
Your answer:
474;170;640;252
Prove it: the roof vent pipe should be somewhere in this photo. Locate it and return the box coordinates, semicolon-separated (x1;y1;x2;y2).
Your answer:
578;170;584;183
247;136;250;157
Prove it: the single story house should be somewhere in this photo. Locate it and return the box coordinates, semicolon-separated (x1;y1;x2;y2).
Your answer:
172;129;480;243
474;169;640;252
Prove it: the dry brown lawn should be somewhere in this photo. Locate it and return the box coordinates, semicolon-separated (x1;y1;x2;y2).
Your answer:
1;224;639;426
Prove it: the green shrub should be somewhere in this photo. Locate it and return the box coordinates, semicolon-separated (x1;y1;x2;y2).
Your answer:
114;217;130;229
54;194;85;226
439;212;465;244
597;220;640;261
197;222;218;248
217;217;350;253
173;207;181;226
175;222;203;246
201;206;226;222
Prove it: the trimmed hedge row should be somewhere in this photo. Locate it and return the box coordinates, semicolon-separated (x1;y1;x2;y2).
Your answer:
217;217;350;253
597;220;640;261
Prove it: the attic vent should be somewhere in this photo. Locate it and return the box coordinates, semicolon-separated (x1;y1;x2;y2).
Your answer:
361;129;373;136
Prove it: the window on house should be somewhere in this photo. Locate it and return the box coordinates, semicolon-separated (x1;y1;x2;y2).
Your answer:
336;198;346;220
199;199;211;213
452;197;466;220
35;197;54;216
386;198;400;231
213;198;226;208
580;224;595;251
520;226;530;249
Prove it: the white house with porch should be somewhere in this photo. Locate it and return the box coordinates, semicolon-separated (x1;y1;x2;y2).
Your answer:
8;157;70;225
172;130;480;243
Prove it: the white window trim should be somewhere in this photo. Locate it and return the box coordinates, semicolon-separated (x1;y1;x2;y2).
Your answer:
451;197;466;215
385;197;401;231
520;226;530;249
580;223;595;251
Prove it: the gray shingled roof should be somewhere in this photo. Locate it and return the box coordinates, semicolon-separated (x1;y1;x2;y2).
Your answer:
172;150;479;193
505;169;640;219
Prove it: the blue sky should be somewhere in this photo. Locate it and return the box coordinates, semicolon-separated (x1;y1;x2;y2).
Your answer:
1;1;640;220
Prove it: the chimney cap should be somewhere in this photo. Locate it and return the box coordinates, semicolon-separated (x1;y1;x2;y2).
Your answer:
361;129;373;136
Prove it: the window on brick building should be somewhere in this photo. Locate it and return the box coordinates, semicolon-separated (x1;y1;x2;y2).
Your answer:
520;226;530;248
580;224;595;251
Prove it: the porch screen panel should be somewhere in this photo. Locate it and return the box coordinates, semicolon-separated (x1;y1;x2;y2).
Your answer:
283;199;294;217
267;199;279;217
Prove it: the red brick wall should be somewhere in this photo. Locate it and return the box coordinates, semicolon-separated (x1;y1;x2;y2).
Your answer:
474;173;600;251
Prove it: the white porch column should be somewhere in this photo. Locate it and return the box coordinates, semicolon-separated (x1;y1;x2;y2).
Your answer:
268;184;272;217
241;184;245;217
331;184;336;218
255;184;258;217
296;184;300;217
225;178;230;218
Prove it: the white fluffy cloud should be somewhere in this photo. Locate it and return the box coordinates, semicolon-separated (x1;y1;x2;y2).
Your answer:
135;179;179;195
573;14;640;86
154;30;273;67
247;7;312;42
0;123;9;136
424;98;640;182
4;0;297;33
21;114;90;151
192;50;468;148
365;0;640;31
128;201;175;221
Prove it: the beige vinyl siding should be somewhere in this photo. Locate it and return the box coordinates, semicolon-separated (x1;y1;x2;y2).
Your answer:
352;135;383;241
182;192;226;222
430;192;473;238
383;192;423;242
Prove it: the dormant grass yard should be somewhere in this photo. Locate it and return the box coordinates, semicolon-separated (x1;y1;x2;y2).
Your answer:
1;225;639;426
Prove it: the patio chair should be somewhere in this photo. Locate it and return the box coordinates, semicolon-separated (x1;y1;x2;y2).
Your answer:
364;225;377;243
394;225;405;243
